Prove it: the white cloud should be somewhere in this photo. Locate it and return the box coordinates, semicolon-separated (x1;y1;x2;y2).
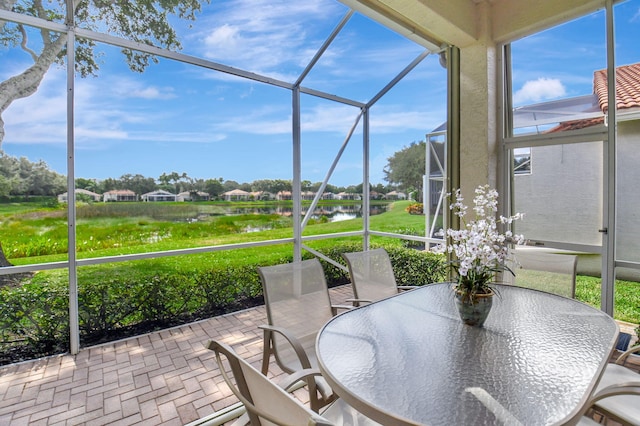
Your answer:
210;102;443;138
196;0;340;76
513;78;566;104
3;69;67;144
109;78;177;100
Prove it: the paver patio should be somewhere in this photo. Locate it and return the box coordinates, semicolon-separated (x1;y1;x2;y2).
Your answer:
0;285;353;425
0;283;637;425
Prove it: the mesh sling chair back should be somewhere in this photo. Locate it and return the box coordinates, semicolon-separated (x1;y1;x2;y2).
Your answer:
208;340;380;426
505;247;578;298
258;258;347;411
342;248;416;305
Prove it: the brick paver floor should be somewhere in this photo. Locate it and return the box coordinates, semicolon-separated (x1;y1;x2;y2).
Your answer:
0;285;354;426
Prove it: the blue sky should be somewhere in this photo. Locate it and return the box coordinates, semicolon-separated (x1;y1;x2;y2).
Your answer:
1;0;638;187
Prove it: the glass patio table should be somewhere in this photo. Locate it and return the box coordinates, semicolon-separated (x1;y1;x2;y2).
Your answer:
316;283;619;426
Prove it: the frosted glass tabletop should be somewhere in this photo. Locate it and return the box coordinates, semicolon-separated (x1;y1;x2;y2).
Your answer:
316;283;618;426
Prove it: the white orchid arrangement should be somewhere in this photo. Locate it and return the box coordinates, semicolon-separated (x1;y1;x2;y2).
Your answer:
436;185;525;300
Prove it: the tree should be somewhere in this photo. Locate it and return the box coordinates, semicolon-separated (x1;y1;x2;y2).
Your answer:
75;177;99;192
203;178;224;198
383;141;426;201
0;0;209;146
0;174;11;197
271;179;292;193
119;174;157;195
0;151;65;195
158;171;192;193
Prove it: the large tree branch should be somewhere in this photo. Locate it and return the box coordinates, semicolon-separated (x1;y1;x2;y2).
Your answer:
0;0;18;32
18;24;39;61
0;0;16;12
0;31;67;146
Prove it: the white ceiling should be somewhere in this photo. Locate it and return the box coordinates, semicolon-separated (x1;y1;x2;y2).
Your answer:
340;0;606;50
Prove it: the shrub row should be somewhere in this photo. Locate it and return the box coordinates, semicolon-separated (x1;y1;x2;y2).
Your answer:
0;244;445;365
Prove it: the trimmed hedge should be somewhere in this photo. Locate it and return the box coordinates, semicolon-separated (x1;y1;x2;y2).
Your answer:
0;244;445;365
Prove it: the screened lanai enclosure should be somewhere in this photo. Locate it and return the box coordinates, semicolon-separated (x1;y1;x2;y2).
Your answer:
0;0;448;360
1;0;639;363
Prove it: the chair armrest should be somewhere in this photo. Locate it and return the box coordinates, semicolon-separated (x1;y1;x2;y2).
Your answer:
398;285;418;291
279;367;324;391
279;368;338;414
589;381;640;403
259;324;313;369
345;298;373;307
615;344;640;365
563;381;640;425
331;304;355;315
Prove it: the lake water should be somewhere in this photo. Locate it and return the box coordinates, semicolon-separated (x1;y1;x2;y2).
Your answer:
224;204;388;221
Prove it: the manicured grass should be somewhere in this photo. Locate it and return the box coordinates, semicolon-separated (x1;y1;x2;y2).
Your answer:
3;200;421;262
576;275;640;325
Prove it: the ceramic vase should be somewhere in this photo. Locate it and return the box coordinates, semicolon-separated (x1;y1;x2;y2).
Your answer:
454;288;494;327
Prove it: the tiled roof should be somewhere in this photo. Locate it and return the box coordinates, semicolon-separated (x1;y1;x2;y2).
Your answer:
105;189;135;194
546;62;639;134
594;62;640;113
545;116;604;133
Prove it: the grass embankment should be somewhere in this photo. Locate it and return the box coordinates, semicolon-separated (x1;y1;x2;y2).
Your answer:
2;200;423;265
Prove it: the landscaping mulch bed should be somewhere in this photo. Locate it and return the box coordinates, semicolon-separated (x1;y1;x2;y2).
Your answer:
0;295;265;366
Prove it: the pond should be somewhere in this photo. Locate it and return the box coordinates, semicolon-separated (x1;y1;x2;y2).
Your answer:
224;204;389;221
175;204;389;232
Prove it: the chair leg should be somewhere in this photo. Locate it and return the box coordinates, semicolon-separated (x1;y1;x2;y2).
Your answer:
261;329;273;375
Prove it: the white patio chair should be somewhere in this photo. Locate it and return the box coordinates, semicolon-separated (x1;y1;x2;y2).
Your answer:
574;381;640;426
257;258;350;412
342;248;416;305
505;247;578;298
587;344;640;425
208;340;380;426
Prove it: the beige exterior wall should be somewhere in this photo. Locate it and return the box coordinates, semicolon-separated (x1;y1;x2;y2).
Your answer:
458;1;499;202
513;141;603;246
616;119;640;264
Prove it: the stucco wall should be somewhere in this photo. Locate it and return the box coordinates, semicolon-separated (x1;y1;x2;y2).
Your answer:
513;119;640;281
616;119;640;264
514;141;603;246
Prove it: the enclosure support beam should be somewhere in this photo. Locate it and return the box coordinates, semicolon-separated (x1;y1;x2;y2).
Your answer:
601;0;616;316
292;87;302;263
65;0;79;355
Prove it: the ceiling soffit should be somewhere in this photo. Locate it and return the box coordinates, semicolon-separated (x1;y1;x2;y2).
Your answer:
341;0;606;48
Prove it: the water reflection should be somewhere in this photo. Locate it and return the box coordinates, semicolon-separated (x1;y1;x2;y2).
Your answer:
226;204;387;220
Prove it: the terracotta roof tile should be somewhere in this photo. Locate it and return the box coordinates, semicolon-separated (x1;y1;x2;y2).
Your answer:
546;62;640;133
594;62;640;113
546;117;604;133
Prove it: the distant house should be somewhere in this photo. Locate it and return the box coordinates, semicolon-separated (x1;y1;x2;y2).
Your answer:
222;189;250;201
385;191;407;200
141;190;177;202
103;189;137;202
301;191;316;201
336;192;361;200
177;191;210;202
321;192;335;200
250;191;275;201
276;191;292;201
58;189;102;203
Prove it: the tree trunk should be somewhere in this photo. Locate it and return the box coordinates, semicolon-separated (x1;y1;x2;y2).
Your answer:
0;241;13;267
0;241;33;287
